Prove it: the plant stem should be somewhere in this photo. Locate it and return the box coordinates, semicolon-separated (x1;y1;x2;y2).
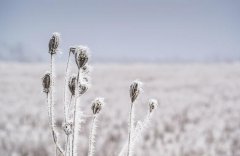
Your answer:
127;103;134;156
50;54;64;155
72;69;80;156
119;113;152;156
69;134;72;156
65;136;69;156
88;115;97;156
64;52;71;123
63;52;71;156
65;95;73;156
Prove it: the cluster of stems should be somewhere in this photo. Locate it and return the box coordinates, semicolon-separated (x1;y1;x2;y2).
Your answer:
119;81;158;156
42;33;104;156
42;32;158;156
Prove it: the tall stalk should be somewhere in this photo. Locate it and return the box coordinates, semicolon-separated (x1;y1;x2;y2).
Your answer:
126;80;142;156
88;116;97;156
88;98;104;156
50;54;64;155
127;103;135;156
63;49;75;156
64;51;72;123
72;69;80;156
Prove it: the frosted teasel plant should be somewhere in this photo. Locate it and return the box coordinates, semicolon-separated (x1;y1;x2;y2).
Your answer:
42;32;158;156
42;32;105;156
119;81;158;156
88;98;105;156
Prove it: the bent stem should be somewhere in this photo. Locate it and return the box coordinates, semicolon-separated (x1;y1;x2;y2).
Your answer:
127;103;135;156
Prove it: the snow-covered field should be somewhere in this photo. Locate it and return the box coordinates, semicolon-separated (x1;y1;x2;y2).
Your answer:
0;62;240;156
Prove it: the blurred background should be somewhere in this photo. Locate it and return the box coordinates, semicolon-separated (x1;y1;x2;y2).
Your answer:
0;0;240;156
1;0;240;62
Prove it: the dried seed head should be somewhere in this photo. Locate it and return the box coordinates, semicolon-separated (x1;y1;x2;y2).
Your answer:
75;46;89;69
68;75;76;95
149;99;158;113
79;82;88;95
63;122;73;135
130;80;142;103
91;98;104;115
48;32;60;54
42;72;51;93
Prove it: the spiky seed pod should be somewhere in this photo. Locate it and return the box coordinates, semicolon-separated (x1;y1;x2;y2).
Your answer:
130;80;142;103
48;32;60;54
42;72;51;93
91;98;104;115
79;83;88;95
63;122;73;135
149;99;158;113
68;75;76;95
75;46;89;69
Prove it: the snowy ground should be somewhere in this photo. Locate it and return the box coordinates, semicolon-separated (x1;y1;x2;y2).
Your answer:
0;62;240;156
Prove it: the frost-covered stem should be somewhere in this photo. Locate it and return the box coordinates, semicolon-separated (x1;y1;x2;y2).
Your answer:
88;115;97;156
127;103;135;156
119;113;153;156
65;95;73;156
69;134;73;156
64;52;71;156
132;113;152;147
68;95;73;119
64;51;71;123
46;93;51;127
118;142;127;156
65;136;69;156
72;69;80;156
50;54;64;155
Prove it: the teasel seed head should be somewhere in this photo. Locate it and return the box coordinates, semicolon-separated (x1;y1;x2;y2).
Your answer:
42;72;51;94
130;80;143;103
48;32;60;54
91;98;104;115
68;75;77;95
149;99;158;113
75;46;89;69
63;122;73;135
79;82;89;95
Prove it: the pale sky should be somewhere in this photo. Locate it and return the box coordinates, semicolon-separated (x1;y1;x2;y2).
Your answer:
0;0;240;62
